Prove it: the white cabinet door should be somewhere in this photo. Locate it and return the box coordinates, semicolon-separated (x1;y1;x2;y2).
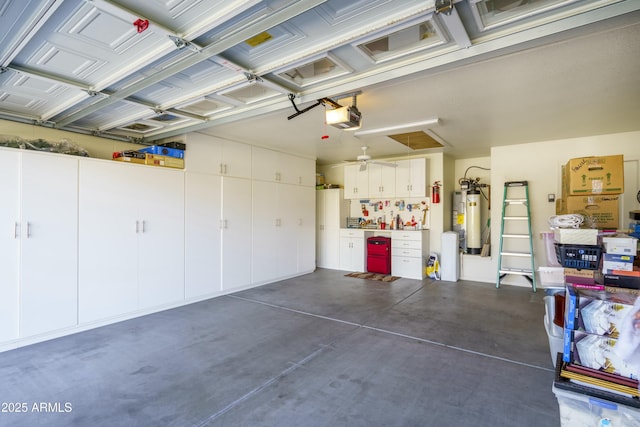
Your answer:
137;167;185;309
396;159;427;197
185;172;222;298
368;163;396;198
221;177;252;291
21;152;78;337
278;183;300;276
316;189;347;269
252;146;279;182
0;149;20;342
339;237;366;272
295;186;316;272
344;164;368;199
252;180;279;283
79;160;140;323
222;140;252;179
79;160;185;321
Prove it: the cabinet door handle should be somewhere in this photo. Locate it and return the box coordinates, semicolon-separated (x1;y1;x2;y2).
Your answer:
26;222;31;238
142;220;146;233
14;222;19;239
219;163;224;174
224;164;228;175
135;220;139;233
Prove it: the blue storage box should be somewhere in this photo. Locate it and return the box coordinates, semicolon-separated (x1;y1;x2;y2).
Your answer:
138;145;184;158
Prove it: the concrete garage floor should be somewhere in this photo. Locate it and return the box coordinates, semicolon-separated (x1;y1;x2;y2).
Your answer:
0;269;559;426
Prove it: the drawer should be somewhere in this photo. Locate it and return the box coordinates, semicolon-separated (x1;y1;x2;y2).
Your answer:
392;248;421;258
340;228;365;238
392;256;424;280
391;231;423;241
392;239;421;250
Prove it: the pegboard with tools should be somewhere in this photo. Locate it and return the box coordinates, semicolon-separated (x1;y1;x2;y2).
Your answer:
348;197;431;230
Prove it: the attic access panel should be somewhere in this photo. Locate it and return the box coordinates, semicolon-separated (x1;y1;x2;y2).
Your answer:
388;131;443;150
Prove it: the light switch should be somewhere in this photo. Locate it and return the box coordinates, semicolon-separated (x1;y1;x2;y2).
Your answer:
548;193;555;203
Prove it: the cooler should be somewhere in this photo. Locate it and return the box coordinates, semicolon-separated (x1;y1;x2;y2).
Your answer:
367;236;391;275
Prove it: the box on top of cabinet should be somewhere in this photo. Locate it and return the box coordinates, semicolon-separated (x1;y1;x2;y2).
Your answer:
563;155;624;196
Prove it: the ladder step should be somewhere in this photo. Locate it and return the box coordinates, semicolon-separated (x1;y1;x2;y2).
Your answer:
505;199;528;204
499;268;533;275
503;216;528;220
505;181;528;187
501;234;530;238
500;251;532;257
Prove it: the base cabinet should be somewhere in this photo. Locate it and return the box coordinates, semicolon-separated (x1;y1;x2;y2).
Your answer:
391;230;429;280
339;229;372;272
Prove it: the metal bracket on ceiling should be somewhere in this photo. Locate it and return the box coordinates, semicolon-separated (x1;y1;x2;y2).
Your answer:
244;72;263;84
0;67;8;74
168;35;199;52
435;0;454;15
85;89;99;97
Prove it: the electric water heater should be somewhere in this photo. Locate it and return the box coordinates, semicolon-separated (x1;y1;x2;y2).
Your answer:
466;189;481;255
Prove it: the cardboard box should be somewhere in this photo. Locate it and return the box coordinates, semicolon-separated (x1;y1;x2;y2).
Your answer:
554;229;599;245
558;195;620;229
563;155;624;196
113;150;145;164
603;235;638;255
564;268;599;286
603;253;635;273
144;153;185;169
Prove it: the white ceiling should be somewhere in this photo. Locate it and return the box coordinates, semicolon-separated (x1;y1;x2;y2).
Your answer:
1;0;639;165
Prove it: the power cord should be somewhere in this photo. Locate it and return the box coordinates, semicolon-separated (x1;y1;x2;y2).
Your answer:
548;214;585;229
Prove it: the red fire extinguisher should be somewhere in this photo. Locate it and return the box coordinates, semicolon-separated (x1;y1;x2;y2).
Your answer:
432;181;441;204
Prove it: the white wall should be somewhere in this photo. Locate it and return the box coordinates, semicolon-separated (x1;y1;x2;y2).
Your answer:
485;131;640;288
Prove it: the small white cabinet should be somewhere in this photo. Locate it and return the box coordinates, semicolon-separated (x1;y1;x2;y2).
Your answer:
395;158;427;197
343;164;369;199
339;229;372;272
391;230;430;280
368;163;396;198
252;147;315;186
185;133;251;178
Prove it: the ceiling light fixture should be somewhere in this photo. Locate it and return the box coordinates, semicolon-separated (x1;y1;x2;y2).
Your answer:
353;117;440;137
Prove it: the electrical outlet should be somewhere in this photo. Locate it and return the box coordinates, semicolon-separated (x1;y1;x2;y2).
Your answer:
548;193;555;203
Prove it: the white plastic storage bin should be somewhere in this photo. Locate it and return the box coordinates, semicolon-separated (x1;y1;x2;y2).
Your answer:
552;385;640;427
539;266;564;288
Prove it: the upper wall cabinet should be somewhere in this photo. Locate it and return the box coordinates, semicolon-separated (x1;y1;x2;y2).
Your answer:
251;147;315;186
344;164;369;199
395;158;427;198
368;162;396;198
184;133;251;178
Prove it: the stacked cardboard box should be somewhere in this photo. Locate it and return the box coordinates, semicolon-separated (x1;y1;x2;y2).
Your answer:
556;155;624;229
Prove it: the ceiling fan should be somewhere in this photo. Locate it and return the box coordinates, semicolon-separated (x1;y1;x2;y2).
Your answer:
337;146;397;171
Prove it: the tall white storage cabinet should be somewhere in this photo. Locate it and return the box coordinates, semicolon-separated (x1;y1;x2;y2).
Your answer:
221;177;252;291
185;172;222;299
14;151;78;337
79;160;185;323
316;189;347;269
295;185;316;273
0;149;20;342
